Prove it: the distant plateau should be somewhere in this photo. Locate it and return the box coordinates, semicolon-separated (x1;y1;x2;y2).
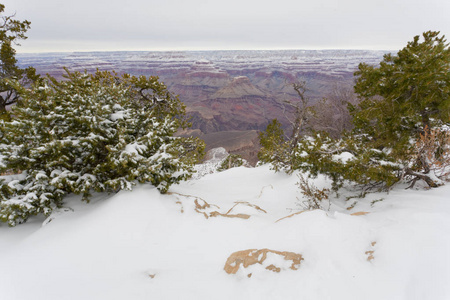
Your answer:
17;50;387;164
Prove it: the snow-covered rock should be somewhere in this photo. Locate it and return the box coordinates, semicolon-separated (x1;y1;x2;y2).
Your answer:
192;147;229;179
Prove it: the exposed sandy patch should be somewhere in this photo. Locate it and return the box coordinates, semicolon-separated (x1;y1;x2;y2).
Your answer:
168;192;266;220
351;211;370;216
365;241;377;261
275;211;306;223
224;248;304;275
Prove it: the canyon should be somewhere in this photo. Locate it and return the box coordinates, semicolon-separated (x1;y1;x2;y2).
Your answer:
17;50;387;163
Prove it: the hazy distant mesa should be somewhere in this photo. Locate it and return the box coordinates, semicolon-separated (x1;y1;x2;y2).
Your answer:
17;50;387;163
17;49;386;80
16;49;386;105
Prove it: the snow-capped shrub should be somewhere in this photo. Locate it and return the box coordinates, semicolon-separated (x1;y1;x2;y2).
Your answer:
0;69;204;226
257;119;291;171
258;31;450;193
217;154;248;172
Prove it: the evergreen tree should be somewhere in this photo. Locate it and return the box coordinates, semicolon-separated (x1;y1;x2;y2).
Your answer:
217;154;247;172
257;119;289;170
353;30;450;155
0;3;39;119
351;30;450;187
0;69;204;226
259;31;450;192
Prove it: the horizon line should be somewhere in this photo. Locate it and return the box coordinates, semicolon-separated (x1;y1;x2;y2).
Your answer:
16;48;395;55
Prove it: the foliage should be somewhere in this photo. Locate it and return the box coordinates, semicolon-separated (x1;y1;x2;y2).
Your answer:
0;69;205;226
258;82;319;172
0;3;39;112
296;174;329;210
349;30;450;188
290;131;402;192
217;154;247;172
404;126;450;187
257;119;289;170
259;31;450;193
352;31;450;158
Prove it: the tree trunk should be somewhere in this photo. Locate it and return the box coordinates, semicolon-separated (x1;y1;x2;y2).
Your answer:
404;168;442;188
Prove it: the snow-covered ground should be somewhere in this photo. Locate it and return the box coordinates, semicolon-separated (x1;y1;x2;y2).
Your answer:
1;165;450;300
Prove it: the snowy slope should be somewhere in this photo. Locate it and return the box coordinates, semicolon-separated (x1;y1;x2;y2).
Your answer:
1;165;450;300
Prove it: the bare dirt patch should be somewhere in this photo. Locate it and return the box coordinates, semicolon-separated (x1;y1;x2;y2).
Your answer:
168;192;266;220
275;211;306;223
350;211;370;216
224;248;304;276
365;241;377;261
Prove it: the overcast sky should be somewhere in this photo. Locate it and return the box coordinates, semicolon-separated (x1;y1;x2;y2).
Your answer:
4;0;450;53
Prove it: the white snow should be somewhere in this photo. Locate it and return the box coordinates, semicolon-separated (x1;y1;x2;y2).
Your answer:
110;110;127;121
1;165;450;300
124;143;147;155
332;151;354;163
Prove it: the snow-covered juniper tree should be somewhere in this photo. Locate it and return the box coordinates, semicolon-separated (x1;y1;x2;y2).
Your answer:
0;3;40;120
0;69;204;226
259;31;450;192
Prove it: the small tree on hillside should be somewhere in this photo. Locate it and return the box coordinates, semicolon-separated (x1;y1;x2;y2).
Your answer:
217;154;248;171
0;70;205;226
259;31;450;193
350;30;450;187
258;119;289;170
353;31;450;151
258;82;316;172
0;4;39;118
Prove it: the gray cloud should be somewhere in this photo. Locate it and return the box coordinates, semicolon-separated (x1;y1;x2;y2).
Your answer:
4;0;450;52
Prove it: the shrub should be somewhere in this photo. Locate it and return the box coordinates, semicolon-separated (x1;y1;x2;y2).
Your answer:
259;31;450;193
217;154;247;172
0;69;205;226
296;174;330;210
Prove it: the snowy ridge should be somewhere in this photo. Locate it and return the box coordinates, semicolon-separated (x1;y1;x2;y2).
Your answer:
1;165;449;299
17;50;387;79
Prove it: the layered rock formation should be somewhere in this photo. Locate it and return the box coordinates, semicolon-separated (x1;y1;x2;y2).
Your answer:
170;60;231;102
17;50;387;163
188;76;276;133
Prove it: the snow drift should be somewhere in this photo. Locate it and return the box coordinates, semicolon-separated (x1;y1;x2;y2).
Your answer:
1;165;450;300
